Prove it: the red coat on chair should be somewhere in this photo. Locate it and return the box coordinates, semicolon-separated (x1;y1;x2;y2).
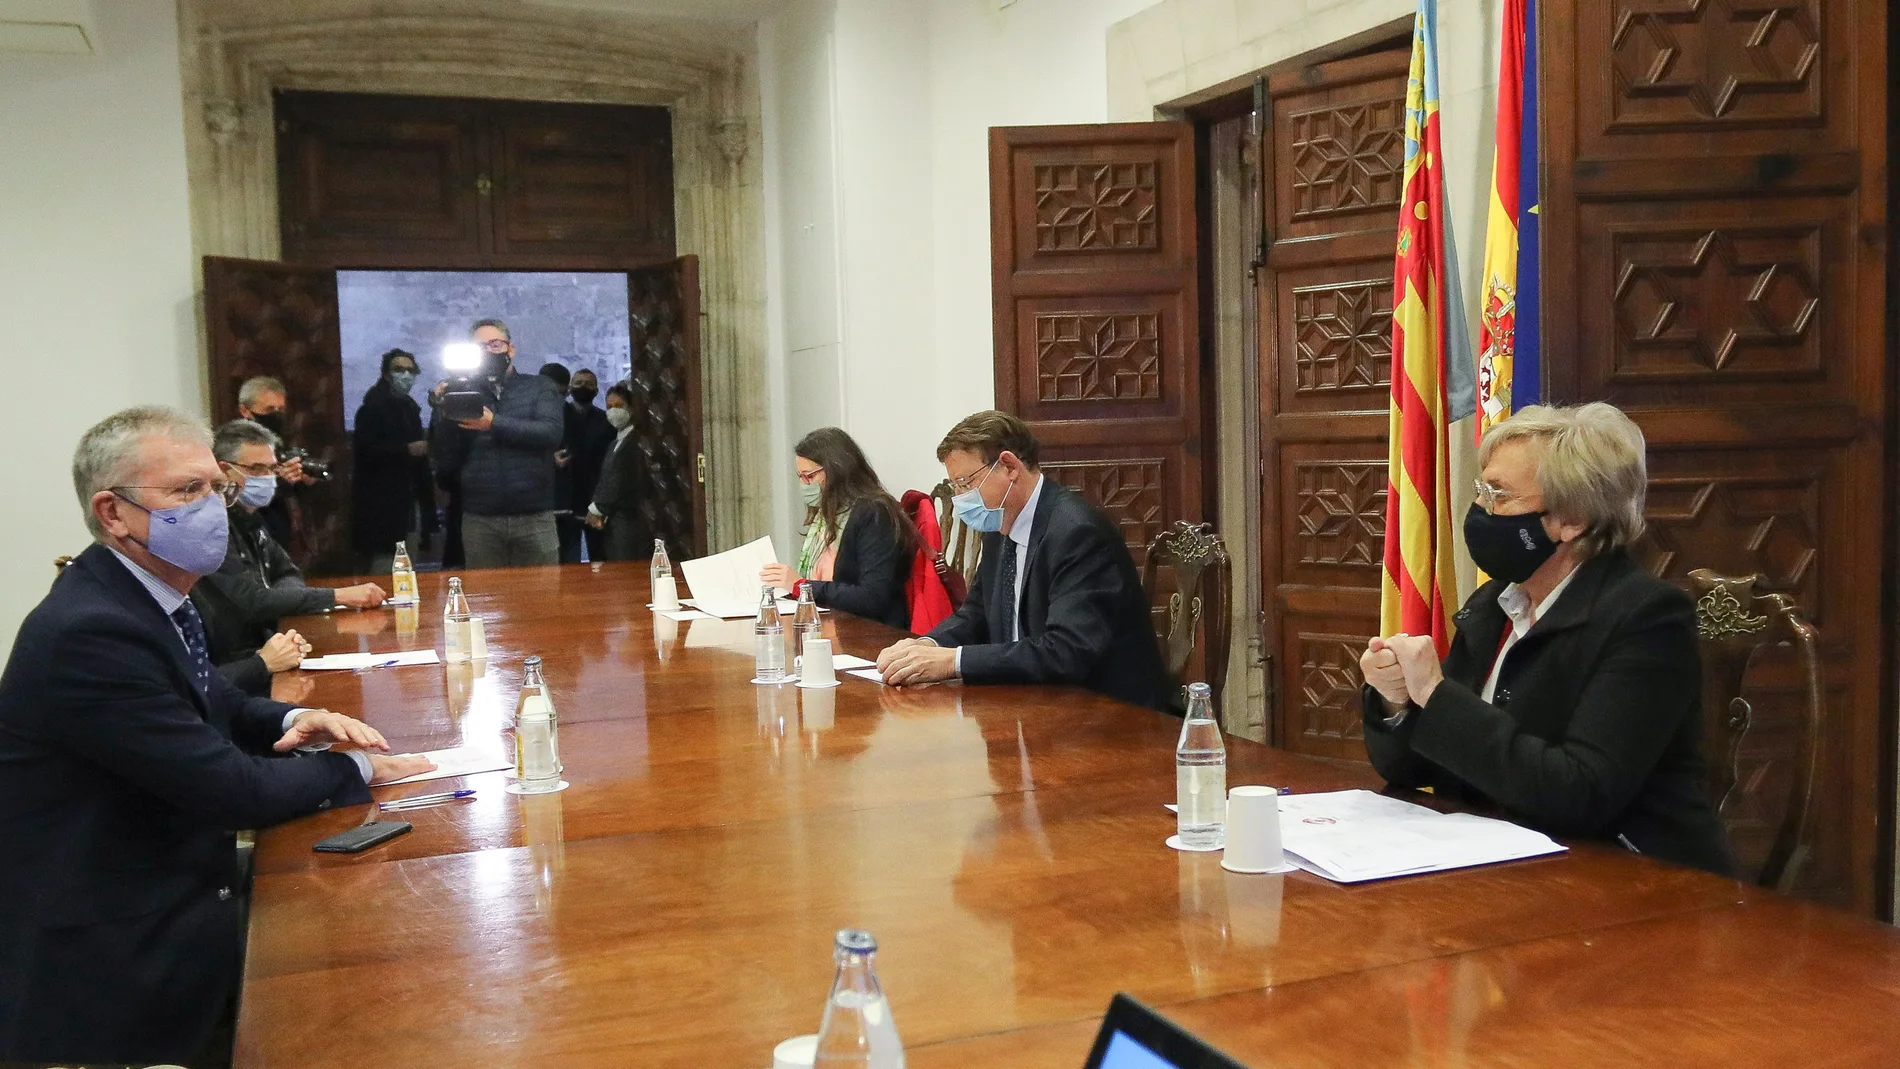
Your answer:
901;489;956;634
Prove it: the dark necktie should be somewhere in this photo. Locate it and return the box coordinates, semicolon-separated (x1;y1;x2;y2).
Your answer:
995;540;1019;643
171;600;214;696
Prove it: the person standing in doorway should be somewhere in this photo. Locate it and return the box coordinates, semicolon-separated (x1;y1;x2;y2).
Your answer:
234;376;313;553
559;368;613;563
430;318;564;568
352;349;433;574
585;382;649;560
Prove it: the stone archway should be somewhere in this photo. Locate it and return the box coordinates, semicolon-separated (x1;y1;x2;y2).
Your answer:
178;0;770;548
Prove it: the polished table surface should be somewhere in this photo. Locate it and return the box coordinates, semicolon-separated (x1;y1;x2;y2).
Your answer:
239;564;1900;1068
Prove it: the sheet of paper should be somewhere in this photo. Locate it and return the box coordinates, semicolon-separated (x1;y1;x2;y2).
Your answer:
659;609;711;622
676;535;780;618
1277;789;1565;883
300;649;442;671
846;667;885;684
830;654;876;670
378;745;513;786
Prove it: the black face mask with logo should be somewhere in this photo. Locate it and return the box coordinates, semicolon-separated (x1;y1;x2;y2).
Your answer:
1462;502;1560;584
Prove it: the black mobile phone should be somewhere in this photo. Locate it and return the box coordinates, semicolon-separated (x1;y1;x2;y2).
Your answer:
312;821;413;854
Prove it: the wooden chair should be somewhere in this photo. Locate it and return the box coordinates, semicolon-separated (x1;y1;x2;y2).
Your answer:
931;480;983;589
1141;521;1232;711
1687;568;1822;891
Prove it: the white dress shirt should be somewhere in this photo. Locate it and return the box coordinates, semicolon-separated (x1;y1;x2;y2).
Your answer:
107;548;371;781
1482;566;1580;703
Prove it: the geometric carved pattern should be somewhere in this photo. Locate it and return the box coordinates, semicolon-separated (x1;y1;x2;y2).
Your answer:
1293;280;1393;394
1612;226;1821;376
1033;162;1159;252
1045;458;1166;562
1638;474;1821;613
1287;99;1405;220
626;262;698;557
1609;0;1822;127
1295;462;1387;569
1297;633;1371;742
1034;312;1162;401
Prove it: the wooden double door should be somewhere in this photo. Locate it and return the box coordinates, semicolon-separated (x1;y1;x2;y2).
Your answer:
991;0;1890;912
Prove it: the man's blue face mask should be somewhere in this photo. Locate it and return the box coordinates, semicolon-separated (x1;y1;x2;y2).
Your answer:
950;461;1006;534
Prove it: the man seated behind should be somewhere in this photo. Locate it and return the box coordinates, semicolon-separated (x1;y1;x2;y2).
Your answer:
876;411;1175;712
0;407;431;1065
192;419;386;690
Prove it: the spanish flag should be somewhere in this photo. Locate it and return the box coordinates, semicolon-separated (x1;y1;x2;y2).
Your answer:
1381;0;1473;655
1476;0;1540;437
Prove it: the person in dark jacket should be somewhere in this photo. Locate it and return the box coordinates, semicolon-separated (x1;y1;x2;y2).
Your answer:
1359;402;1735;876
193;420;387;687
352;348;433;573
876;411;1175;713
0;406;431;1065
430;318;565;568
760;427;914;631
585;382;651;561
562;368;614;562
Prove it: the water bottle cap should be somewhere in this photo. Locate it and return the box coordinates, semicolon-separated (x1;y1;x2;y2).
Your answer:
523;655;542;668
834;928;877;953
1187;682;1212;698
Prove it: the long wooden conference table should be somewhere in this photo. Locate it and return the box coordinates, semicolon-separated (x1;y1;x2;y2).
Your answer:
240;564;1900;1068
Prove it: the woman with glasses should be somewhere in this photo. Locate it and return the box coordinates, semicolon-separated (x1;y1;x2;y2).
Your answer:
1358;402;1734;876
759;427;915;630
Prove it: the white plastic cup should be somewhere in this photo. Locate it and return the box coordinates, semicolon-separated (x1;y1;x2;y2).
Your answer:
1221;785;1287;874
652;574;680;611
798;637;837;687
773;1034;817;1069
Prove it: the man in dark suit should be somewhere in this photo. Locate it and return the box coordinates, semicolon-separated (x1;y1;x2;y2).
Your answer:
876;410;1174;712
0;406;433;1065
555;367;614;563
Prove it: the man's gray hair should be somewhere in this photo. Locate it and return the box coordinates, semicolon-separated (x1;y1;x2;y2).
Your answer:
471;317;511;341
212;418;281;464
72;407;212;540
238;375;286;409
1478;402;1648;559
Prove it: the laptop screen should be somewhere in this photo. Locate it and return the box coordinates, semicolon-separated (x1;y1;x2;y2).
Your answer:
1098;1030;1179;1069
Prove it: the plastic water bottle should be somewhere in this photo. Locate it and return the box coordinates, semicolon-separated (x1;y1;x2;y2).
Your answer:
1175;682;1226;849
443;577;473;664
518;655;561;774
754;585;786;682
514;690;561;793
794;583;822;665
813;929;905;1068
391;540;417;604
651;539;672;584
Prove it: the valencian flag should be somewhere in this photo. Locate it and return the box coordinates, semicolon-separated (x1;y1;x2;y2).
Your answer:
1476;0;1542;436
1381;0;1474;653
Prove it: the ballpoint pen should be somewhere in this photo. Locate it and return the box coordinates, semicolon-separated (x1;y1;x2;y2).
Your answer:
379;789;477;811
353;658;402;674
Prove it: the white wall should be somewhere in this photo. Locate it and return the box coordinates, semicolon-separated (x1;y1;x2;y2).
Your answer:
0;0;199;652
759;0;1155;552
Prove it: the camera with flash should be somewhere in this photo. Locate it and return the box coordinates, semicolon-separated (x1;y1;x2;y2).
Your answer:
439;342;499;422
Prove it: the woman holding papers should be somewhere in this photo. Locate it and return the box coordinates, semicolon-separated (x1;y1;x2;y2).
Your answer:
1358;403;1736;877
760;428;914;630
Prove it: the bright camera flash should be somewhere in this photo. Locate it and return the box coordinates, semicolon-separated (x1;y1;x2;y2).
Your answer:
441;342;483;371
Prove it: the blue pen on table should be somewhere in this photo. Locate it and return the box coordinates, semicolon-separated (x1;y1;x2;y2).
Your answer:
379;789;476;811
353;658;402;674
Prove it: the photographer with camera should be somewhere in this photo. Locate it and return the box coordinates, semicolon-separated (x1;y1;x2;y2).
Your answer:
235;376;330;552
429;318;565;568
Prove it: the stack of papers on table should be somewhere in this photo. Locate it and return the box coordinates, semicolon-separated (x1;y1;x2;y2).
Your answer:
300;650;441;670
677;536;781;618
1279;790;1565;883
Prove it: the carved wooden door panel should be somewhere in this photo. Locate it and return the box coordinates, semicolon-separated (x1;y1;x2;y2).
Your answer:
202;256;353;578
988;123;1204;575
1256;49;1411;760
490;100;675;268
625;256;706;559
1543;0;1888;911
276;91;487;269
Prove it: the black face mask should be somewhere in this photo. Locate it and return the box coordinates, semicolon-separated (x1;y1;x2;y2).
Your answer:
570;386;597;406
251;411;286;436
1463;502;1560;584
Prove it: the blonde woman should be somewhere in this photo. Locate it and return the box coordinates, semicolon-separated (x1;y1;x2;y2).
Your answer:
1359;402;1734;876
